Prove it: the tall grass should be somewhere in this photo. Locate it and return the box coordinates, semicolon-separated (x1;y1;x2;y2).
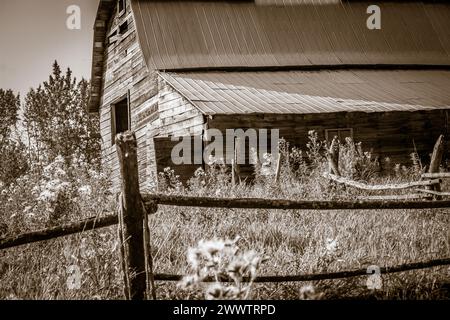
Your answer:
0;133;449;300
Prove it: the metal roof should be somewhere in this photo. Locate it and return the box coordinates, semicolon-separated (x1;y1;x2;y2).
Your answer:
131;0;450;70
159;70;450;115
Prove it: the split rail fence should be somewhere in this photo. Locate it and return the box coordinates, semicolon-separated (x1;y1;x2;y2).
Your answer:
1;132;450;300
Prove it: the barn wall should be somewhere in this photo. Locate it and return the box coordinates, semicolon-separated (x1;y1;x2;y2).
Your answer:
98;0;158;190
148;83;449;182
208;110;449;171
147;78;206;184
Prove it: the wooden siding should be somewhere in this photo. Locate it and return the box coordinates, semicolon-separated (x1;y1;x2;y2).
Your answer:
208;110;450;172
149;78;206;184
94;1;450;188
152;78;450;182
98;0;158;191
88;0;116;113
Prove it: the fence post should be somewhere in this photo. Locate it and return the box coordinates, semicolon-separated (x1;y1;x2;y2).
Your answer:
328;136;340;176
143;200;157;300
427;134;445;200
274;151;282;183
234;137;242;183
116;131;146;300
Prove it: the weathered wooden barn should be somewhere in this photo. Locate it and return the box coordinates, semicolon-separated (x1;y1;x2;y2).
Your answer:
88;0;450;189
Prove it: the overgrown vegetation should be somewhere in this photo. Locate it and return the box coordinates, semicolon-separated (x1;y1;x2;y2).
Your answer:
0;62;448;299
1;127;449;299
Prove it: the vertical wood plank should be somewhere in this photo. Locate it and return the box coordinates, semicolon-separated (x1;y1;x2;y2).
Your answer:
328;136;341;176
116;131;146;300
234;137;241;183
428;134;445;200
142;200;157;300
274;151;282;183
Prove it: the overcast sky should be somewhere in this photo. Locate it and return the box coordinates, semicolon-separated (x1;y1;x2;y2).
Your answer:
0;0;100;97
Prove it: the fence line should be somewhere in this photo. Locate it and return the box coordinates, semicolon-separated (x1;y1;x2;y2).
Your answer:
143;194;450;210
0;214;117;250
416;189;450;197
2;132;450;300
422;172;450;179
322;173;441;190
2;196;450;250
153;257;450;282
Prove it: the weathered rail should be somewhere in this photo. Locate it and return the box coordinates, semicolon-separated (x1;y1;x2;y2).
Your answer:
2;132;449;300
2;196;450;250
153;257;450;282
322;173;441;191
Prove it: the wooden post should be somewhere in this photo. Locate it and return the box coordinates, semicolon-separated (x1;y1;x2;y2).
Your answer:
274;151;282;184
116;131;146;300
234;137;241;183
231;159;236;186
328;136;340;176
427;134;445;200
142;200;157;300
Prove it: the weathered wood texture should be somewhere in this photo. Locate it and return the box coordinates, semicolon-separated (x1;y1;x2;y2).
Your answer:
142;194;450;210
3;196;450;251
323;173;441;190
207;110;449;178
116;132;146;300
149;92;449;183
417;189;450;197
98;1;159;191
426;134;445;198
149;79;206;184
154;257;450;283
357;194;429;201
95;1;450;190
88;0;116;113
0;214;118;250
328;136;341;176
422;172;450;179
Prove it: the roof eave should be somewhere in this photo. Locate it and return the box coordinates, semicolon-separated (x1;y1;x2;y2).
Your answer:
87;0;116;113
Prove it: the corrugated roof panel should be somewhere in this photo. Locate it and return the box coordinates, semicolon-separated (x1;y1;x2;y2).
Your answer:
131;0;450;70
284;6;342;65
159;70;450;115
424;4;450;58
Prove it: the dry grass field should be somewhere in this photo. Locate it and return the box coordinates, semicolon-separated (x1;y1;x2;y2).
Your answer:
1;134;449;300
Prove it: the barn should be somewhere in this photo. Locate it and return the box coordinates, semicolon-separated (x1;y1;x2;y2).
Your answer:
88;0;450;189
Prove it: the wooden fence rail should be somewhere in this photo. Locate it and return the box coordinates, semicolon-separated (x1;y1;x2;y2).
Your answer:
1;132;449;300
322;173;441;191
4;196;450;250
143;194;450;210
153;257;450;282
422;172;450;179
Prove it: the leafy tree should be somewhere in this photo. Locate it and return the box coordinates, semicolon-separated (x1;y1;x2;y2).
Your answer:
23;61;101;168
0;89;20;144
0;139;29;186
0;89;28;185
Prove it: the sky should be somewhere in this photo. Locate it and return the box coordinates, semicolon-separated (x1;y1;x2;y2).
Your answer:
0;0;100;98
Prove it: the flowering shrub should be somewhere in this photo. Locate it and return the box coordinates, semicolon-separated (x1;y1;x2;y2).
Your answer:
0;154;113;234
178;237;268;300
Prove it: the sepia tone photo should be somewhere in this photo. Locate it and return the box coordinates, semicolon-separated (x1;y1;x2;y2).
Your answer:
1;0;449;305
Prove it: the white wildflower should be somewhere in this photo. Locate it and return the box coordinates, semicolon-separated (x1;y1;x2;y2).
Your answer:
78;185;92;197
177;274;199;289
205;283;224;300
22;206;32;214
299;284;316;300
325;238;338;255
